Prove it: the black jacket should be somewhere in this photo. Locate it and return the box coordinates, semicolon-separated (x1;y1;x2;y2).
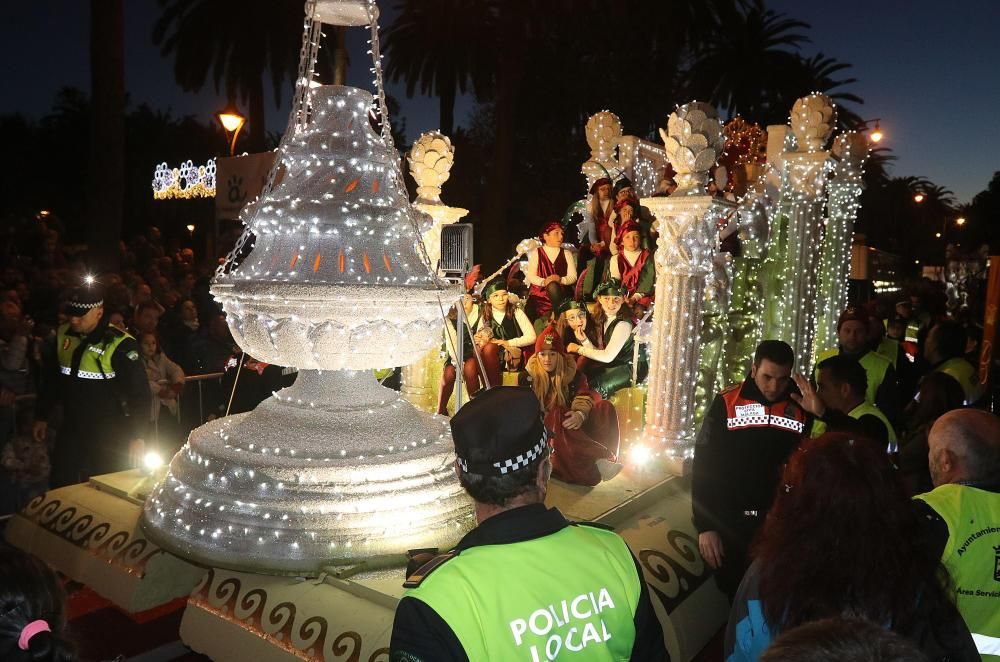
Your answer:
691;378;807;535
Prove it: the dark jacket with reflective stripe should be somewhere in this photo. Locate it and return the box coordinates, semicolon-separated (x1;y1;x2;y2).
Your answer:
692;378;808;534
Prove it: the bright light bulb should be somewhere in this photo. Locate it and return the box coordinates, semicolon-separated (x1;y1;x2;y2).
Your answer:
84;274;95;286
218;112;245;133
869;129;883;143
629;444;652;466
144;452;164;470
956;217;966;226
913;193;925;203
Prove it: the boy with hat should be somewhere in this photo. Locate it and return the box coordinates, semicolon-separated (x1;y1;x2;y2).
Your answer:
34;281;151;486
519;325;620;486
609;220;655;315
390;386;667;661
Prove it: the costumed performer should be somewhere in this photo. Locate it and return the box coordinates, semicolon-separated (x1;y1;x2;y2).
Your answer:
609;220;655;316
524;220;577;328
519;325;621;486
583;177;614;259
476;277;537;390
556;299;600;372
437;293;485;415
567;279;648;400
608;176;657;253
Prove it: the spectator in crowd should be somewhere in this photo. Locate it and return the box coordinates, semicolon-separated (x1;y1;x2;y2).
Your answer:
139;332;185;453
795;355;896;449
914;409;1000;658
923;320;983;405
0;547;78;662
129;301;161;340
814;307;899;426
1;407;50;511
692;340;807;602
898;372;965;496
760;618;930;662
725;433;978;661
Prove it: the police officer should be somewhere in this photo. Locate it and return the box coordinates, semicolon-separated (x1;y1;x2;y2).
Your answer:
33;282;151;487
692;340;808;601
389;387;666;661
914;409;1000;660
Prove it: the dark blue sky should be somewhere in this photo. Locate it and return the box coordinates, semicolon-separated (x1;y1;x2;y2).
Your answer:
3;1;997;203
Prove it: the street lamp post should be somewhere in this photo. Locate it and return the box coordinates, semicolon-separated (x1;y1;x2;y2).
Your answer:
216;107;247;156
858;117;884;144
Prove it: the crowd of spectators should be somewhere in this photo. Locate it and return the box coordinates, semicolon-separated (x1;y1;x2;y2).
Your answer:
0;217;239;514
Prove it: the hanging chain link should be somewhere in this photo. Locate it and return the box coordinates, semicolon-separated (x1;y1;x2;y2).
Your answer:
216;0;321;278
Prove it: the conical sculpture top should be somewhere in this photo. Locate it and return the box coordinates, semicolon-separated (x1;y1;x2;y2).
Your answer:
216;84;446;371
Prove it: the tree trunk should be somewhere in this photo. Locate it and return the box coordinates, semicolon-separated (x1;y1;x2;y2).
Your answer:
87;0;125;274
247;72;266;152
439;83;456;136
334;27;348;85
480;29;525;271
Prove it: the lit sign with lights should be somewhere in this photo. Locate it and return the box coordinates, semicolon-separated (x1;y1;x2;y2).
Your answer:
152;159;217;200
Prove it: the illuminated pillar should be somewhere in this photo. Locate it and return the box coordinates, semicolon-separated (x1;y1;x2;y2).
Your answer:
400;132;469;412
813;132;868;360
762;94;836;371
643;102;730;465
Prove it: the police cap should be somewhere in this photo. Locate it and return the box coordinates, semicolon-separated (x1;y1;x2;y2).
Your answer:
451;386;549;477
64;284;104;317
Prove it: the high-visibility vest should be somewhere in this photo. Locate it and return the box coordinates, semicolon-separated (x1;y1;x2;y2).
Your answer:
814;348;891;406
810;401;897;449
935;357;983;405
876;337;902;368
915;484;1000;660
404;523;642;660
56;323;130;380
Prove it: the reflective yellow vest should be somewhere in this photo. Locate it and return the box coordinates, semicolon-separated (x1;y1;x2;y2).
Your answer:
404;523;642;660
810;401;897;448
814;347;891;406
56;323;130;380
915;484;1000;660
935;357;983;405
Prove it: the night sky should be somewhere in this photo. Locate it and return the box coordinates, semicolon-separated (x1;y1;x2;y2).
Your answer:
4;1;998;203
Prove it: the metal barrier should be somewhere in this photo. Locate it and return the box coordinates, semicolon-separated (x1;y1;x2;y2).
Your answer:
183;371;225;424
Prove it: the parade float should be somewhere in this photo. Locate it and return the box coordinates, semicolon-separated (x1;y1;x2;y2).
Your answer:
5;1;873;659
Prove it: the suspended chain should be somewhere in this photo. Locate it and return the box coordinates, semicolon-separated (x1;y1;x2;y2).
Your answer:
216;0;322;278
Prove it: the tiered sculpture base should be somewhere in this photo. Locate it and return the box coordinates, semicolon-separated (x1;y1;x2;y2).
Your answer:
141;370;475;575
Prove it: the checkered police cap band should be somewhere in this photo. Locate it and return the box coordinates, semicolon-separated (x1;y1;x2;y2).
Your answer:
456;427;550;476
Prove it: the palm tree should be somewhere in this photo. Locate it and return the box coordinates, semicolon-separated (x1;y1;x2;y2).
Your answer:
152;0;304;152
88;0;125;273
782;53;864;129
382;0;496;135
684;0;810;124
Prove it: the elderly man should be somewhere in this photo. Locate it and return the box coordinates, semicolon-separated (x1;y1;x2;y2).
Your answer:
390;386;666;661
914;409;1000;659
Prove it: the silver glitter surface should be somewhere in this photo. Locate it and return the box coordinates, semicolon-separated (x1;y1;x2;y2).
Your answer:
141;83;473;575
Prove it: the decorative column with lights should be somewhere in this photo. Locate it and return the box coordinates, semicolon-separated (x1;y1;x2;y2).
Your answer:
762;94;836;370
642;103;733;464
140;0;473;575
401;131;468;412
814;131;868;359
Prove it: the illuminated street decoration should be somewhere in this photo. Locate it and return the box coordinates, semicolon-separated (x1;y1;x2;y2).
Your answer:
152;159;217;199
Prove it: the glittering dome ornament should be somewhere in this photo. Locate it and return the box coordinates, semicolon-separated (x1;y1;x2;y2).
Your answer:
141;0;473;575
790;93;836;152
659;102;725;195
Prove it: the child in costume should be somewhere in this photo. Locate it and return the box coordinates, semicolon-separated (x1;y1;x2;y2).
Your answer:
476;277;537;389
567;279;648;399
524;220;577;327
556;299;600;372
437;293;485;415
519;325;621;486
609;220;655;316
